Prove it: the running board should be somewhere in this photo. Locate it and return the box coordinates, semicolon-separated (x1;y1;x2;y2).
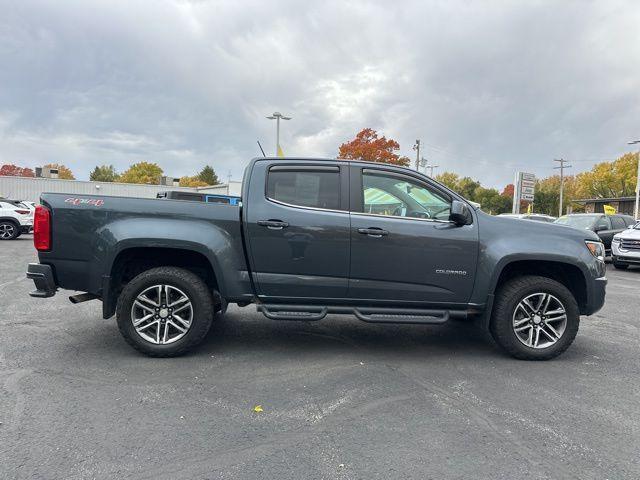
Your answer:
257;304;461;324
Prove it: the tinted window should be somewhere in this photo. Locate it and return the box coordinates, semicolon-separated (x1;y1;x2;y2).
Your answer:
623;216;636;227
611;216;626;229
267;169;340;210
361;171;451;220
595;216;611;230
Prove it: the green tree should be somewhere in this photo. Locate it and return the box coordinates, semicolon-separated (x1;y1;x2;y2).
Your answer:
534;175;580;216
43;163;75;180
89;165;119;182
119;162;163;184
197;165;219;185
474;186;512;214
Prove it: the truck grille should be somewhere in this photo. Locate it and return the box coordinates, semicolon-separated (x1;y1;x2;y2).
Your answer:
620;239;640;251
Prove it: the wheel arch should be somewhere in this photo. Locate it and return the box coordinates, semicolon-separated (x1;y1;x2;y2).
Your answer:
479;258;589;329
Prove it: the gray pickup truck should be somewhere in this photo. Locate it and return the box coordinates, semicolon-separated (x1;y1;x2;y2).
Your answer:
27;158;607;360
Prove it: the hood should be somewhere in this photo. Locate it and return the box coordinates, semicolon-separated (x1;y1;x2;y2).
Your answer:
481;211;601;242
615;227;640;240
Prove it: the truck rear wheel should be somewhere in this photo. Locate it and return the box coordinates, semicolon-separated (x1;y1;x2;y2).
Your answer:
490;275;580;360
116;267;215;357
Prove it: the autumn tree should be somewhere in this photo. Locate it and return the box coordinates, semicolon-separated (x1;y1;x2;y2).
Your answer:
501;184;514;198
179;176;208;188
43;163;75;180
89;165;119;182
0;164;35;177
575;152;638;199
119;162;163;184
197;165;219;185
339;128;410;166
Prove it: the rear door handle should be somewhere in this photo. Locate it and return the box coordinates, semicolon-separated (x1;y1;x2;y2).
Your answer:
258;219;289;230
357;227;388;238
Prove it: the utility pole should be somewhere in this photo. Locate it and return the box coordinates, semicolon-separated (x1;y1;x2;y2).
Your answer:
628;140;640;220
413;140;421;171
426;163;439;177
266;112;291;156
553;158;572;217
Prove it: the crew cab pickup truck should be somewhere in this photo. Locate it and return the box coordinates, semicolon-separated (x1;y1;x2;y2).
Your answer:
27;158;607;360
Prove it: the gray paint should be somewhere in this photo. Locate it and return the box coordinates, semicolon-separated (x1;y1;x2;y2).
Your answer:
37;157;607;321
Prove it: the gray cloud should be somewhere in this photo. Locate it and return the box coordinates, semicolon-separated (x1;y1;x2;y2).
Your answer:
1;0;639;187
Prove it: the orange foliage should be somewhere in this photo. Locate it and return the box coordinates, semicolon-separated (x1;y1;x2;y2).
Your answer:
338;128;410;167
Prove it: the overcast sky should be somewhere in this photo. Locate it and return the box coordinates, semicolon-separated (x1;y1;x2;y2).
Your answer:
1;0;639;188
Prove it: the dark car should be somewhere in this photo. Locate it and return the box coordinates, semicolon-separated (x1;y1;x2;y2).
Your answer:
27;157;608;360
554;213;636;253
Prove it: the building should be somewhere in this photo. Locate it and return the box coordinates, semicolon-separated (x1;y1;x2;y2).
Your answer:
576;196;637;216
196;181;242;197
0;176;202;203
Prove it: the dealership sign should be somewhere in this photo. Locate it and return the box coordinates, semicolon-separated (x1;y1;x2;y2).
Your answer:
512;172;536;213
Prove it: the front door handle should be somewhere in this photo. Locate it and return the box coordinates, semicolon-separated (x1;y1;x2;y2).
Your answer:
357;227;388;238
258;219;289;230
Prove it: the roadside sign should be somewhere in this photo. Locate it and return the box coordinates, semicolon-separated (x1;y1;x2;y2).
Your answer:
512;171;536;214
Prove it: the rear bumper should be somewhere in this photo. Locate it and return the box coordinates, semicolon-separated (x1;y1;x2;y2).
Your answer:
26;263;57;298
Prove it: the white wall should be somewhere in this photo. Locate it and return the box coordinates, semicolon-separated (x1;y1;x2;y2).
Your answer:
0;176;200;202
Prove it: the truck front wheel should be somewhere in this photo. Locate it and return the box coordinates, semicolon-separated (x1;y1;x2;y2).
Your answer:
116;267;215;357
490;275;580;360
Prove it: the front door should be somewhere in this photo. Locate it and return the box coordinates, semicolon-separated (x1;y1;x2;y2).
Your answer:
348;166;479;306
244;162;350;300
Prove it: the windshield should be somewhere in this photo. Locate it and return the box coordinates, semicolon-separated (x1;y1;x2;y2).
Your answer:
634;221;640;230
554;215;598;229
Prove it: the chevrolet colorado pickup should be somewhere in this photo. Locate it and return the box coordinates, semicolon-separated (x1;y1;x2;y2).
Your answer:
27;158;607;360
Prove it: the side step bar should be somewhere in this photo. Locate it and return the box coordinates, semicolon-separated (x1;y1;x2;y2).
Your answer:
257;304;464;325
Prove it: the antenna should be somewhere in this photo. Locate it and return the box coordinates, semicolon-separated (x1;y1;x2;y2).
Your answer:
257;140;266;157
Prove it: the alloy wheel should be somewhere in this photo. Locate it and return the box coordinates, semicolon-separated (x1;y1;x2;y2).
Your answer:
0;223;16;239
512;292;567;349
130;284;193;344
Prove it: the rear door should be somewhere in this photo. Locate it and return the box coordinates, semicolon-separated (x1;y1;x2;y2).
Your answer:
347;166;479;306
244;161;350;300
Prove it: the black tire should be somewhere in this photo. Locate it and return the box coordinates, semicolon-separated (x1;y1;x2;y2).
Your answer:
116;267;215;357
0;221;19;240
489;275;580;360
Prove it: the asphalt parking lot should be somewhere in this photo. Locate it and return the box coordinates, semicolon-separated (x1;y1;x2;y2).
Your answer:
1;236;639;480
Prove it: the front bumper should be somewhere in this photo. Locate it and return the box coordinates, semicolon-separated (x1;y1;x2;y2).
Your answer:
612;241;640;264
26;263;57;298
584;276;607;315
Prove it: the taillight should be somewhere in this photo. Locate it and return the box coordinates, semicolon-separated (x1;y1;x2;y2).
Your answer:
15;209;31;215
34;205;51;251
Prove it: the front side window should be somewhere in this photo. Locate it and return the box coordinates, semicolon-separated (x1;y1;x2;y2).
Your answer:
361;170;451;220
611;216;626;229
267;168;340;210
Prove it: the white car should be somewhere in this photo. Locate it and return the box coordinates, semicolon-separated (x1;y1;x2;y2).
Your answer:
612;221;640;269
0;199;34;240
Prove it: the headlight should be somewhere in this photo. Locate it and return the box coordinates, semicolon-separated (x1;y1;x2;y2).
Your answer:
612;237;621;243
585;240;605;261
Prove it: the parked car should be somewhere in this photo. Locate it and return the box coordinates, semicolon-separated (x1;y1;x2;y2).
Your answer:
611;221;640;269
554;213;636;253
27;158;607;360
498;213;557;222
0;199;34;240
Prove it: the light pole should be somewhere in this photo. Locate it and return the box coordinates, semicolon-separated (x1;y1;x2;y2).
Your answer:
629;140;640;220
266;112;291;157
426;164;439;177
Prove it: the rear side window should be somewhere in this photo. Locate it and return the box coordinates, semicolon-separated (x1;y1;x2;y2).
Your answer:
611;216;626;229
267;168;340;210
623;216;636;227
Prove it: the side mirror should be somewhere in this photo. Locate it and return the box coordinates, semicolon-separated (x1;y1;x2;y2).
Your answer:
594;224;605;232
449;200;471;226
